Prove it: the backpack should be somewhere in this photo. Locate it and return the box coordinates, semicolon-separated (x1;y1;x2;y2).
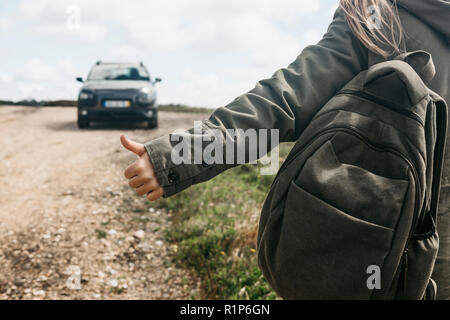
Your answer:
257;51;448;300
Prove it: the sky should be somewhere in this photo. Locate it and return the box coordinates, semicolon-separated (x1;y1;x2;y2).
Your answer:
0;0;340;108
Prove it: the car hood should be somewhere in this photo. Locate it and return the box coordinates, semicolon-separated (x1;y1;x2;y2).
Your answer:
82;80;152;91
397;0;450;40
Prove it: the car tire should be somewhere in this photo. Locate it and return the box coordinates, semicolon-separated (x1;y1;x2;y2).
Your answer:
147;119;158;129
78;119;90;129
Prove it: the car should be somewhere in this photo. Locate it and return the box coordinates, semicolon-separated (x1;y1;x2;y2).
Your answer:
76;61;161;129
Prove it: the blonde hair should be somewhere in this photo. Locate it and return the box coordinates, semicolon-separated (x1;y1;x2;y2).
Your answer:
339;0;404;58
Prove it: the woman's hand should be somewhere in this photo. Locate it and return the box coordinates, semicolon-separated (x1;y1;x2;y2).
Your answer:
120;136;165;201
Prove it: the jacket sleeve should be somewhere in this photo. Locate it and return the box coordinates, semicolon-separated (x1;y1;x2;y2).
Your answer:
144;9;368;197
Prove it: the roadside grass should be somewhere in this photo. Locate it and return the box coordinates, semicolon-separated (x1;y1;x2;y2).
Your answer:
147;143;294;300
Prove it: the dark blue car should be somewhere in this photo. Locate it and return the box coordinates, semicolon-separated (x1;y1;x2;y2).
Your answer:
76;61;161;128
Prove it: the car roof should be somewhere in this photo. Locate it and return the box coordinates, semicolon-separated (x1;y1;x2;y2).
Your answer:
95;62;144;67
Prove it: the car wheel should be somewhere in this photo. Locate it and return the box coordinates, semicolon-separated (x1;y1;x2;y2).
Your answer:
78;119;90;129
147;119;158;129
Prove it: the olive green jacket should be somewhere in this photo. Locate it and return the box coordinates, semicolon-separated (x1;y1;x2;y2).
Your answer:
145;0;450;299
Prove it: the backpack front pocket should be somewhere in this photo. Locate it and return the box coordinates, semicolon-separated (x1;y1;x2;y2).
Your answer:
270;139;411;299
296;140;410;229
273;180;395;299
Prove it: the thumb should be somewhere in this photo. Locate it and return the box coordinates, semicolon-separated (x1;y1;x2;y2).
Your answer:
120;135;146;156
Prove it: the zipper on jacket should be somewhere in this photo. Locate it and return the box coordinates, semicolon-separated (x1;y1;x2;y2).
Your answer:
338;89;424;126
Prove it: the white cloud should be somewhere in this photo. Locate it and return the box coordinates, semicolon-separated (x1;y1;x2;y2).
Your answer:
328;1;340;18
304;30;323;46
0;16;13;32
103;45;147;63
38;22;108;42
18;0;107;41
158;65;278;108
16;0;320;62
0;59;79;101
4;0;335;107
114;0;320;66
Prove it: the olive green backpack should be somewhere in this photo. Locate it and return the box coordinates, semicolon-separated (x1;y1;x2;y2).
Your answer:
257;51;448;300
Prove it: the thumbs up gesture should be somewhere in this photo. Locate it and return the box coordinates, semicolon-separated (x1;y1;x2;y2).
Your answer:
120;135;164;201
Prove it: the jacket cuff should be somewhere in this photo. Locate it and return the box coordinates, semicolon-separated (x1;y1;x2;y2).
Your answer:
144;135;175;197
144;134;213;198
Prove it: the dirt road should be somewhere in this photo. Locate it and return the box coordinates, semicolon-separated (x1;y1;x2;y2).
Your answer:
0;106;208;299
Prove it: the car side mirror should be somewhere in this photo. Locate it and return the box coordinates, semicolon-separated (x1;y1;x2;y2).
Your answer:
153;78;162;84
76;77;84;83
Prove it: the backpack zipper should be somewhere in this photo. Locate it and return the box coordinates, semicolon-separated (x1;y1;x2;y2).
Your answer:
277;126;421;213
338;89;424;127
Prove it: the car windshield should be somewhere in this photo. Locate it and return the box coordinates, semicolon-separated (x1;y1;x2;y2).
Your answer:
87;64;150;81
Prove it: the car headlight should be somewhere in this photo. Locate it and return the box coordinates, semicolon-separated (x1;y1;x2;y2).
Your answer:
79;91;95;100
137;87;156;105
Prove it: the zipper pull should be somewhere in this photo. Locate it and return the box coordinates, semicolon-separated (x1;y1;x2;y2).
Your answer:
402;249;409;294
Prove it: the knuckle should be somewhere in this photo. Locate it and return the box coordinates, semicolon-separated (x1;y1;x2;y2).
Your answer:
149;180;158;190
143;175;152;183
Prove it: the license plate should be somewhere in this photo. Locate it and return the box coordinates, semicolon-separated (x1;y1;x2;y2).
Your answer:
104;100;131;108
